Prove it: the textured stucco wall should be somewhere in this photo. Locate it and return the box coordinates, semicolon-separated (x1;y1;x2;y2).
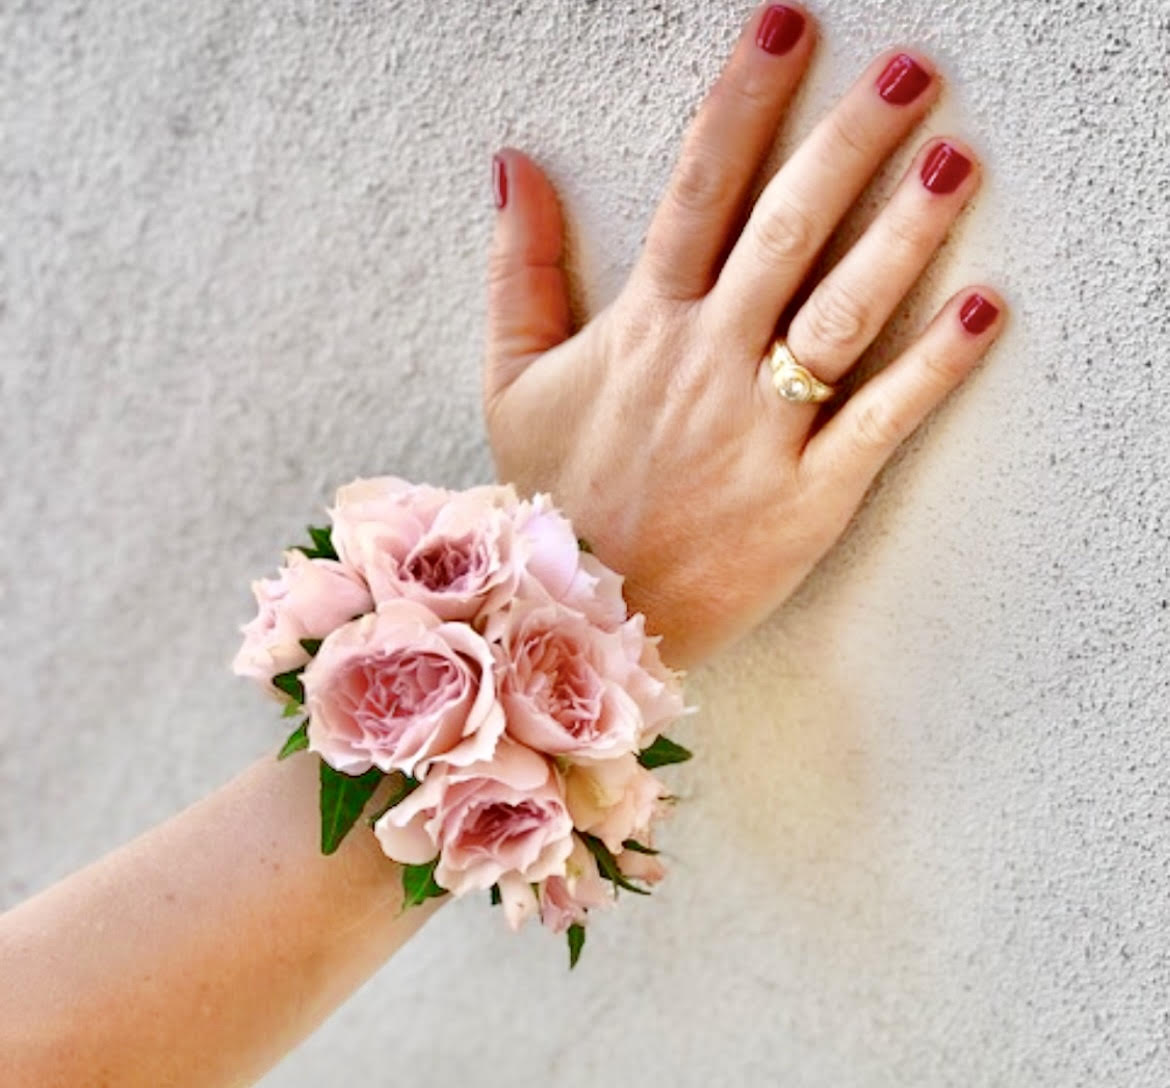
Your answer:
2;1;1168;1085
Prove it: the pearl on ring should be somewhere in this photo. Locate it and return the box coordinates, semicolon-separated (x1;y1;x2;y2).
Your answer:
766;340;836;405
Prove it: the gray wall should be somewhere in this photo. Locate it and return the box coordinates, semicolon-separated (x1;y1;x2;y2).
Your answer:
2;1;1168;1085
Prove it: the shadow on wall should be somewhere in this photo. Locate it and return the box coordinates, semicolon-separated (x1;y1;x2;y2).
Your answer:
676;516;947;963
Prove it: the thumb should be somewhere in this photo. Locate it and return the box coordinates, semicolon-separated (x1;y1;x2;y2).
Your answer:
484;149;572;404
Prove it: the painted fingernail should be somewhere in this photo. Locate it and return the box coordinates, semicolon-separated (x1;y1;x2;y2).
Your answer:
756;5;805;56
959;293;999;334
921;141;973;194
876;53;931;105
492;154;508;210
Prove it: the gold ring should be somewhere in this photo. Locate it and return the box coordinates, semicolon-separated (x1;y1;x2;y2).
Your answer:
766;340;836;404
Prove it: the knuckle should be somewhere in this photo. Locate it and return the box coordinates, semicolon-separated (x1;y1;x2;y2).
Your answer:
668;147;729;217
717;67;778;112
884;209;935;257
823;111;873;162
919;345;966;388
853;396;903;453
608;293;673;356
802;284;869;351
486;251;519;294
749;198;818;268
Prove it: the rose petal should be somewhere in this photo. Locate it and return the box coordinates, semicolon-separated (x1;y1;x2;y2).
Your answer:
498;872;539;931
447;737;551;792
373;806;437;866
616;849;666;884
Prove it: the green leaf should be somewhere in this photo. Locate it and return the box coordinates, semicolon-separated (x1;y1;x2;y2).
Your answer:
489;884;502;906
278;721;309;760
580;833;649;896
576;537;593;554
637;734;693;770
309;525;339;561
402;857;448;908
366;772;421;825
567;923;586;969
622;838;659;855
318;761;383;855
281;701;302;719
272;669;305;705
299;637;323;656
291;524;339;562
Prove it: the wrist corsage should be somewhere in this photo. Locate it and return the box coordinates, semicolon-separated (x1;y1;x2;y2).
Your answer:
233;477;692;967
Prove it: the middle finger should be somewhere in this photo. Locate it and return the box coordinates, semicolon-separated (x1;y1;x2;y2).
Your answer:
784;136;982;386
706;48;939;351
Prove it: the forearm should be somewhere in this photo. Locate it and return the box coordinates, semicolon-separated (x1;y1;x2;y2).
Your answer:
0;748;442;1087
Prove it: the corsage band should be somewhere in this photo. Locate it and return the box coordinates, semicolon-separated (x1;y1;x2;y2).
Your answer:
234;477;692;967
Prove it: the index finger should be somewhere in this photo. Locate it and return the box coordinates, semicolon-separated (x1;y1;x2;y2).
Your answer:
632;4;817;301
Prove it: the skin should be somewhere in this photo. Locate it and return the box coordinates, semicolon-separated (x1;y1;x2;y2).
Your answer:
0;6;1005;1085
487;11;1004;667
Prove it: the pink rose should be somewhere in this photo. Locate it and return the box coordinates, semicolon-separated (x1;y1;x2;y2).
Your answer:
373;739;573;909
513;494;627;629
617;614;689;748
538;837;614;933
233;551;373;688
564;754;665;854
616;848;666;885
486;601;676;760
303;599;504;777
328;476;524;622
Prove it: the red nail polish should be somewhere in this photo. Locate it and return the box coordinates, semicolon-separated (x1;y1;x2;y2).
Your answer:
492;154;508;210
959;293;999;334
876;53;931;105
921;142;973;194
757;5;805;56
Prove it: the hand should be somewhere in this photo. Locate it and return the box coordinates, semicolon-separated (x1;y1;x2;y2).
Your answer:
482;4;1006;669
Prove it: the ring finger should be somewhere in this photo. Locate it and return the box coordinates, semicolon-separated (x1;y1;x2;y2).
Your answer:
783;136;982;393
755;135;983;435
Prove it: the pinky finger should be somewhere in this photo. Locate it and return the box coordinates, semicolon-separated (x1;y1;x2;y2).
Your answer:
802;287;1007;503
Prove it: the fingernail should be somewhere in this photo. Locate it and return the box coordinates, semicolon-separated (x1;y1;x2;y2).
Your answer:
921;141;973;194
959;293;999;334
757;5;805;56
876;53;931;105
492;154;508;210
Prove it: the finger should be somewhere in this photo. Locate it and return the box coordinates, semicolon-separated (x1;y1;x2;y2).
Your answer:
787;136;981;384
707;48;940;350
484;149;572;407
801;287;1007;506
632;3;816;301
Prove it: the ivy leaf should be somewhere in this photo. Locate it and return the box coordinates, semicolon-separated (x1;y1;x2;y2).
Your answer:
489;884;502;906
318;762;383;855
402;858;448;908
580;833;649;896
278;721;309;760
567;923;586;969
272;669;305;705
299;637;323;657
637;735;693;770
622;838;659;855
366;772;421;825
